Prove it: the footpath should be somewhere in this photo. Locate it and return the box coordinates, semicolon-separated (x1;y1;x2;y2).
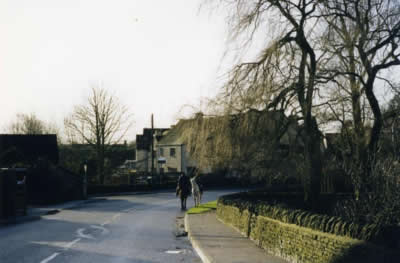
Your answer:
185;211;288;263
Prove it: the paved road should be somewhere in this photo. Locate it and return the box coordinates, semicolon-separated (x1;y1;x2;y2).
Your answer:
0;189;239;263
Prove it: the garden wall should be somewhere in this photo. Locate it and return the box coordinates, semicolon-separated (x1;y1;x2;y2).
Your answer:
217;193;400;263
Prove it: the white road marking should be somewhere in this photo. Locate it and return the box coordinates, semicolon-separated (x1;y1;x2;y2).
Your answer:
122;207;136;212
165;250;182;254
64;238;81;250
90;225;110;235
112;213;121;220
101;220;111;226
40;252;60;263
77;228;95;239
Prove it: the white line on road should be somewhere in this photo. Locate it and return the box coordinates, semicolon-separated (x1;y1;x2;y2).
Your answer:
77;228;95;239
64;238;81;250
40;252;60;263
112;213;121;220
101;220;111;226
101;211;125;226
165;250;182;254
122;207;136;212
90;225;110;235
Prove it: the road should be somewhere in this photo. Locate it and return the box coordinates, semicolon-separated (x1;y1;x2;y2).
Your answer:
0;189;238;263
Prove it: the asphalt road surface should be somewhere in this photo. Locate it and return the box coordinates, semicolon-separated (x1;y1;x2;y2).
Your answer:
0;189;239;263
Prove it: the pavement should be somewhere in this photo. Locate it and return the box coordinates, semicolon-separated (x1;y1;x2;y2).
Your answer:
185;211;288;263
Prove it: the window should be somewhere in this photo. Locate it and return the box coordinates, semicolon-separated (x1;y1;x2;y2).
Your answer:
159;147;164;157
168;167;177;172
170;148;176;157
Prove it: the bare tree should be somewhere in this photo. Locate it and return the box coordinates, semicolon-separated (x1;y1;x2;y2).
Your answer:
204;0;326;207
318;0;400;195
64;86;134;184
6;113;58;135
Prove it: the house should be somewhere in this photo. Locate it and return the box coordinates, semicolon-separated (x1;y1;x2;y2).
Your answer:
133;121;205;176
131;110;303;187
154;110;301;180
155;120;198;175
134;128;170;174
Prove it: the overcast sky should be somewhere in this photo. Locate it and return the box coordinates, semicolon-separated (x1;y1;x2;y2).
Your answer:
0;0;229;141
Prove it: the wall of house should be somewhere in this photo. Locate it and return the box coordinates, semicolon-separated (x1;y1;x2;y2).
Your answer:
183;144;199;173
157;145;183;173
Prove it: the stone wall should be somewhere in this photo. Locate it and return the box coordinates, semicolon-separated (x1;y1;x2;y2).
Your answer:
217;202;399;263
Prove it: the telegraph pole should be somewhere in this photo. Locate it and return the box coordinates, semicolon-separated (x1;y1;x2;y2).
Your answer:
151;114;154;180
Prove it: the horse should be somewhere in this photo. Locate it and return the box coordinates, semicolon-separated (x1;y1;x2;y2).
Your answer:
190;175;202;207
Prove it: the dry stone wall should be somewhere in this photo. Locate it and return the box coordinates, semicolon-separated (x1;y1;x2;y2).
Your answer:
217;201;399;263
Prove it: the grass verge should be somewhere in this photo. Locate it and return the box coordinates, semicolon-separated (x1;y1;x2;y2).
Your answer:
186;200;217;214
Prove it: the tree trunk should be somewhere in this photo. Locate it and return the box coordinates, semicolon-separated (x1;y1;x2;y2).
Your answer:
95;144;105;185
304;117;322;209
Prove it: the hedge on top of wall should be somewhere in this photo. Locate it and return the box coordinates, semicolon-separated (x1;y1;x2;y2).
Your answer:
218;192;398;246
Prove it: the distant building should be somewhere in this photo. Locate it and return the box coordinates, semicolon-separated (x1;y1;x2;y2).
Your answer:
135;128;170;174
133;110;302;181
0;134;59;166
155;120;197;174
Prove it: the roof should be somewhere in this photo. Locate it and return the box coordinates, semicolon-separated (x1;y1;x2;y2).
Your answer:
158;110;298;146
157;120;193;145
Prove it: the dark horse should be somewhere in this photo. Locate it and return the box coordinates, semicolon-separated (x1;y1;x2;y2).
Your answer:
176;173;191;210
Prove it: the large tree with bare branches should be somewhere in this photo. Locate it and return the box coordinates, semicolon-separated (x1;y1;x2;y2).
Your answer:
64;86;134;184
205;0;400;206
317;0;400;195
204;0;325;207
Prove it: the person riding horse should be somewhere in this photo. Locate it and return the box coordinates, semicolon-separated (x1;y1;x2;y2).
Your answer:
176;173;191;210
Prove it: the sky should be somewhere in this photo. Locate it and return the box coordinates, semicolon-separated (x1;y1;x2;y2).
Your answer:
1;0;397;143
0;0;229;142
